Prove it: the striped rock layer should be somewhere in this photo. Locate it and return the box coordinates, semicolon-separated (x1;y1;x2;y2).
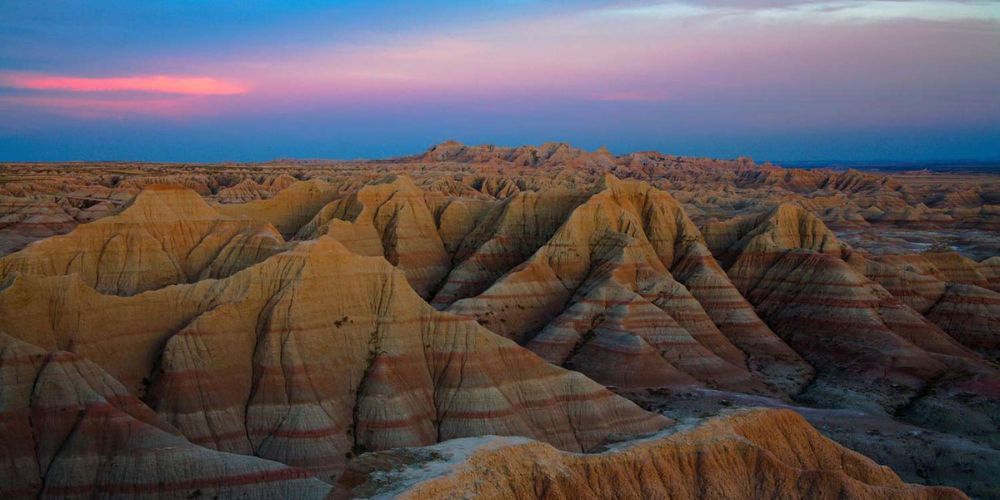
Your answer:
0;186;285;296
446;176;810;394
707;204;999;441
336;409;965;500
296;176;451;299
0;172;995;498
214;174;298;204
430;187;586;308
0;235;668;487
216;178;338;239
979;256;1000;292
0;334;331;499
0;195;78;255
850;252;1000;362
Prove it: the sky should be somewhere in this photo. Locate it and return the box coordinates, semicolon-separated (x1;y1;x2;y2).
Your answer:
1;0;998;162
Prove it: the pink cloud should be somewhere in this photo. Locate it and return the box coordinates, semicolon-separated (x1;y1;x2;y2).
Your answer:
0;73;248;95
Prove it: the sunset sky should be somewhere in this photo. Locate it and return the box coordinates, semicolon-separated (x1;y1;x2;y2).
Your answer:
1;1;998;161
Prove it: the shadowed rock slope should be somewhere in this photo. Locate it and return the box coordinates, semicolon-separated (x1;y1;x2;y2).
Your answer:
706;204;999;444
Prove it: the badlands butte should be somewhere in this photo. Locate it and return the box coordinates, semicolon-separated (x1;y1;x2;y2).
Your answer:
0;141;997;499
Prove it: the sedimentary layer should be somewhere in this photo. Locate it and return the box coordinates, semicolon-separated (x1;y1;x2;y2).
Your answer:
336;409;965;499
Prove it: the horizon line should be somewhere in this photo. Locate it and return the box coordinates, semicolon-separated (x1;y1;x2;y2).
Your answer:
2;141;1000;167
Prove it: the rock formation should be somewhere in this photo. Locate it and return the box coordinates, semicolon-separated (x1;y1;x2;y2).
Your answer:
0;186;285;295
0;334;332;499
0;144;995;497
0;235;668;482
297;176;451;298
447;176;810;394
705;204;999;446
336;409;964;499
217;179;338;239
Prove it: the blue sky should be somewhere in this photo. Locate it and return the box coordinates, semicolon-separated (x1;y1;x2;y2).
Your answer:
1;1;998;162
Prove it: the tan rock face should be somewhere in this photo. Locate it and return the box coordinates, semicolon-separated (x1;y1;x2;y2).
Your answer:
0;235;668;483
0;185;285;295
217;179;338;239
447;176;810;395
0;147;995;497
297;176;451;299
431;187;585;307
336;409;965;499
